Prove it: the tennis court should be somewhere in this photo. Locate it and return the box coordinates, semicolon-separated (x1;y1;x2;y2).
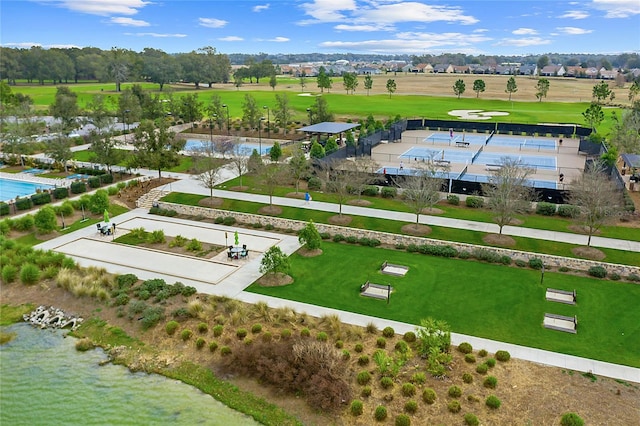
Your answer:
376;167;456;179
474;152;557;170
400;147;474;163
423;132;487;145
460;173;558;189
488;135;557;150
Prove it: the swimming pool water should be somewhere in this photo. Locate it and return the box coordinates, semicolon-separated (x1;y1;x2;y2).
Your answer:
0;178;56;202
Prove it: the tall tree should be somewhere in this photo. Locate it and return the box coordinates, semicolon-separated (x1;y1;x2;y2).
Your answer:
269;73;277;90
320;159;353;216
505;76;518;101
453;79;465;99
316;66;332;93
592;81;612;104
299;70;307;92
536;55;550;73
610;101;640;154
206;94;227;130
386;79;397;98
398;162;448;229
130;119;183;178
273;93;292;134
287;146;310;194
106;47;131;92
259;163;288;206
342;72;358;94
45;130;73;173
535;78;550;102
308;96;334;124
582;102;605;131
141;48;181;91
569;161;622;246
364;75;373;96
482;159;535;235
472;79;485;98
242;94;260;129
180;93;203;126
86;94;122;174
50;86;79;132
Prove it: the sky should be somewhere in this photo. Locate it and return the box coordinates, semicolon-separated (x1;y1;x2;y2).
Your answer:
1;0;639;56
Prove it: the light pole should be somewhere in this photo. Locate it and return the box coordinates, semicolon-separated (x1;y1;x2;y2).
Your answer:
263;105;270;138
258;117;266;155
222;104;230;135
306;107;312;125
209;115;216;143
122;109;130;143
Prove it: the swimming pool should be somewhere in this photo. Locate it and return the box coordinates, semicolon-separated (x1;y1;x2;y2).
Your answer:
0;178;56;202
67;174;90;180
184;140;271;156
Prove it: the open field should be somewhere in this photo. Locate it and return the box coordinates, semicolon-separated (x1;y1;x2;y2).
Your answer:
247;242;640;367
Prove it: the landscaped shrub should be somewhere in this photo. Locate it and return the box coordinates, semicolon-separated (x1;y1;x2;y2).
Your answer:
19;263;40;285
484;376;498;389
361;386;372;397
627;273;640;282
300;327;310;338
251;323;262;334
362;185;379;196
395;414;411;426
222;216;236;226
280;328;292;339
374;405;387;421
447;194;460;205
381;187;397;198
316;331;328;341
345;236;358;244
448;400;461;413
486;358;496;368
515;259;527;267
15;198;33;211
70;181;87;194
31;192;51;205
465;354;476;363
476;364;488;374
495;350;511;362
403;331;416;342
394;340;409;354
528;258;544;270
307;176;322;190
212;324;223;337
536;202;557;216
87;176;101;188
140;307;164;330
485;395;501;409
262;332;273;343
411;372;426;384
357;371;372;385
560;412;585;426
236;328;248;339
448;385;462;398
335;340;344;348
209;342;218;352
472;248;502;263
609;272;621;281
350;400;363;416
341;349;350;360
165;321;179;335
2;265;18;283
458;342;473;353
462;372;474;383
404;400;418;414
422;388;437;404
418;244;458;258
588;265;607;278
382;326;395;337
99;174;113;184
319;232;331;239
465;196;484;208
354;343;364;352
464;413;480;426
219;346;231;356
478;349;488;357
558;204;580;218
380;377;394;389
196;337;206;349
402;383;416;397
376;337;386;348
181;329;193;341
332;234;345;242
197;322;208;334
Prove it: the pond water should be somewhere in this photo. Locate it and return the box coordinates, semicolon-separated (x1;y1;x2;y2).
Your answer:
0;323;258;426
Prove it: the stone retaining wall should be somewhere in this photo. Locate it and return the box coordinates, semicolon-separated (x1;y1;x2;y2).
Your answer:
158;201;640;278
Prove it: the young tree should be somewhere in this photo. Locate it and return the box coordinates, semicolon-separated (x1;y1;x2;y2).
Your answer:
316;66;332;93
298;220;322;251
482;158;535;235
343;72;358;94
309;96;334;123
259;246;290;275
321;159;355;216
274;93;292;135
259;163;288;206
205;94;227;131
472;79;485;98
287;146;310;194
247;148;263;173
269;73;277;90
569;161;623;246
364;75;373;96
535;78;550;102
453;79;465;99
192;142;226;201
269;141;282;162
130;119;182;178
89;189;110;214
386;79;397;98
299;70;307;92
45;131;73;173
309;141;325;159
347;157;379;200
582;102;605;131
398;162;447;228
34;206;57;234
592;81;612;104
505;76;518;101
229;142;250;188
324;137;338;154
242;94;260;130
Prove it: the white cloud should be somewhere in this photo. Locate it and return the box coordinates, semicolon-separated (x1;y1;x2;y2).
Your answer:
253;4;269;12
353;2;478;26
334;24;393;32
591;0;640;18
560;10;590;19
198;17;228;28
495;37;552;47
124;32;187;38
556;26;593;35
299;0;357;24
36;0;150;16
512;28;538;35
218;36;244;42
109;17;150;27
1;42;42;48
270;37;289;42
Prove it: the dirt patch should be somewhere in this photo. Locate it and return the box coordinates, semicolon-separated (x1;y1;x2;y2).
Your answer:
258;205;283;215
484;233;517;247
328;215;353;226
422;207;444;215
347;199;372;207
297;248;323;258
256;272;294;287
285;192;306;199
228;185;249;192
401;223;432;236
572;246;606;261
567;225;599;235
198;197;224;208
493;217;524;226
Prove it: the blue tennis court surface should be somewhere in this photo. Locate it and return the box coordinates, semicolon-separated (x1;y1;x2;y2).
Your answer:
423;132;487;145
376;167;457;179
473;153;557;170
400;147;474;163
461;174;557;189
488;136;556;150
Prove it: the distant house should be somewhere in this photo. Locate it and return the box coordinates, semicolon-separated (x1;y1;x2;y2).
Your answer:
540;65;565;76
469;64;493;74
599;68;618;80
416;63;432;73
452;65;470;74
518;65;537;76
495;65;518;75
564;66;586;77
357;66;382;75
433;64;454;73
584;67;599;78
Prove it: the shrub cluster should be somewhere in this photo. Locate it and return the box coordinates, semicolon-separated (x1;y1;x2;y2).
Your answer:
558;204;580;218
447;194;459;205
536;202;557;216
465;196;484;208
588;265;607;278
495;350;511;362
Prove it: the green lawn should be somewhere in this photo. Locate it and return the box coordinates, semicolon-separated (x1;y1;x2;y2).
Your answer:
247;242;640;367
161;192;640;266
